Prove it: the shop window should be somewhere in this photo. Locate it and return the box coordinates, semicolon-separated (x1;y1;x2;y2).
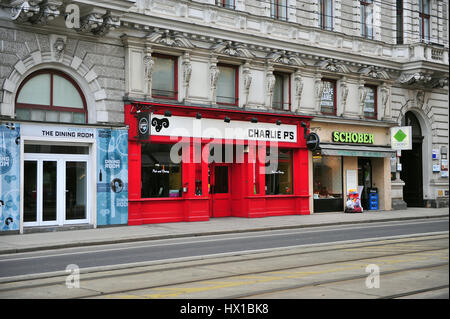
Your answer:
270;0;288;21
319;0;333;31
320;79;336;115
363;85;377;119
313;155;343;212
15;69;87;123
265;149;293;195
217;64;239;106
141;143;182;198
273;72;291;111
216;0;235;9
152;54;178;100
419;0;430;42
360;0;373;39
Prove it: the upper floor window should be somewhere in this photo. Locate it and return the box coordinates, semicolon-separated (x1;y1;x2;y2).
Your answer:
363;85;377;119
419;0;430;42
271;0;288;21
217;64;239;106
396;0;403;44
152;54;178;100
320;79;336;115
319;0;333;31
272;72;291;111
216;0;235;9
15;69;87;123
360;0;373;39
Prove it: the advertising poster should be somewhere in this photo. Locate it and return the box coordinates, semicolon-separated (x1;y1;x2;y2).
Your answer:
97;128;128;226
0;123;20;231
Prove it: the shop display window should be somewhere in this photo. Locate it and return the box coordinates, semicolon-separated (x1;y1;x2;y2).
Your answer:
313;155;343;200
265;149;293;195
141;143;182;198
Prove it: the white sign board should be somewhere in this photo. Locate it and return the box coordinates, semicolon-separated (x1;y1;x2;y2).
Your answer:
21;124;96;140
391;126;412;150
150;115;298;143
346;170;357;194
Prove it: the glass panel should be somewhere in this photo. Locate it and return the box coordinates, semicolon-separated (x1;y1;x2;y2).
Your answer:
195;162;202;196
325;0;333;29
424;17;430;41
364;86;376;118
24;161;37;222
73;112;86;124
53;75;84;108
25;145;89;154
423;0;429;14
42;161;57;221
66;161;87;220
313;155;343;199
214;166;229;194
273;74;283;110
17;74;51;106
265;149;292;195
217;66;236;104
59;111;72;123
46;111;59;122
141;143;182;198
152;56;175;98
31;110;45;121
15;108;31;120
320;80;335;114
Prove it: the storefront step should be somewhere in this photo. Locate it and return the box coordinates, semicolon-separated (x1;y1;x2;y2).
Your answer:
23;224;93;234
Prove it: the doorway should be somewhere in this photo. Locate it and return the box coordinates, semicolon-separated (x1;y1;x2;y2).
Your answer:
23;145;90;227
358;158;372;210
209;163;232;217
400;111;424;207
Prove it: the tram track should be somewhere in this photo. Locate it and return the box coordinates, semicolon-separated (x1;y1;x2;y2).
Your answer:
0;234;447;299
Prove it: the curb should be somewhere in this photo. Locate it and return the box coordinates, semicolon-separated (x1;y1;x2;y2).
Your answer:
0;214;448;255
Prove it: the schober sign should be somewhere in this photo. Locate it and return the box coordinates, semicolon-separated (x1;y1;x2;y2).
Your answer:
332;131;374;144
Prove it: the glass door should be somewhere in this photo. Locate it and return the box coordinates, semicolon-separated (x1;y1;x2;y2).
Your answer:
210;163;232;217
65;161;87;221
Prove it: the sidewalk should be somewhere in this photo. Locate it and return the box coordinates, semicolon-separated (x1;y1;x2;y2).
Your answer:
0;207;448;254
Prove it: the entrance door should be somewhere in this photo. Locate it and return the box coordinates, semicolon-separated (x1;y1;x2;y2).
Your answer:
210;163;231;217
23;152;89;227
358;158;372;210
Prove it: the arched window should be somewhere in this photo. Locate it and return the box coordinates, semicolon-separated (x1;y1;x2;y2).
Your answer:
15;69;87;123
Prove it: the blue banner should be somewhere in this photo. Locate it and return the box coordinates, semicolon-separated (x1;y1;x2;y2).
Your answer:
96;128;128;225
0;123;20;231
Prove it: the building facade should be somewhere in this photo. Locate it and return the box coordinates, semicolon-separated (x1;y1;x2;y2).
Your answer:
0;0;448;233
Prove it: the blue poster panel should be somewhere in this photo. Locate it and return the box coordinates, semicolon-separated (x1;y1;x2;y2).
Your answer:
96;128;128;225
0;123;20;231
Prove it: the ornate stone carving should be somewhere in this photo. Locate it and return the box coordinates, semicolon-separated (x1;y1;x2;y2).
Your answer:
266;66;276;109
92;12;121;36
340;80;349;115
52;37;65;61
294;71;303;112
358;84;367;118
182;52;192;100
242;62;252;107
358;65;390;80
267;50;305;66
211;41;255;58
77;11;104;33
380;85;391;119
316;59;349;73
416;90;425;109
143;50;154;97
398;72;432;86
210;58;220;103
11;0;62;25
314;77;324;113
147;29;195;49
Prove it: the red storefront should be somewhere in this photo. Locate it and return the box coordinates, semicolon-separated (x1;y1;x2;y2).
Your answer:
125;102;312;225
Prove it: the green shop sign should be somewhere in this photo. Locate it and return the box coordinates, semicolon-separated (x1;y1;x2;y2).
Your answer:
332;131;374;144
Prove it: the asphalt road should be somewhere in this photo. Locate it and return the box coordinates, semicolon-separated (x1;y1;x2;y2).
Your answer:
0;218;448;278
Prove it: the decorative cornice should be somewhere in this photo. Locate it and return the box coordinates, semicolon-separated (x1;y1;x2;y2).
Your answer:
210;40;255;58
315;59;349;73
11;0;63;25
146;29;195;49
266;50;305;67
358;65;390;80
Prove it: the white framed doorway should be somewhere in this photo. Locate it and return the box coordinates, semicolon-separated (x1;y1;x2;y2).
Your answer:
23;148;91;227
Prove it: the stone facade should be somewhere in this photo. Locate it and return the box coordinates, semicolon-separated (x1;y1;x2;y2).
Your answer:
1;0;448;209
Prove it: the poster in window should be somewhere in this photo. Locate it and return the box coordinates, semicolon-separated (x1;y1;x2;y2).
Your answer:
321;81;335;107
364;89;375;113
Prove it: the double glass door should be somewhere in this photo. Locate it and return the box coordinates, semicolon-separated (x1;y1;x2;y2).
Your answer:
23;153;89;226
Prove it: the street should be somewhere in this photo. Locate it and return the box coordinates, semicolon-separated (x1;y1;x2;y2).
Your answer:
0;218;447;299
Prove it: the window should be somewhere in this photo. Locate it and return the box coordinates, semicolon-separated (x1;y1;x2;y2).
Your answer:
319;0;333;31
141;143;182;198
419;0;430;42
396;0;403;44
313;155;343;212
320;79;336;115
271;0;288;21
360;0;373;39
272;72;291;111
217;64;238;106
363;85;377;119
265;149;293;195
216;0;235;9
15;69;87;123
152;54;178;100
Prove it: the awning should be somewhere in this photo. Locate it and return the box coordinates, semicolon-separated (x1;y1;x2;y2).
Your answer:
319;144;395;158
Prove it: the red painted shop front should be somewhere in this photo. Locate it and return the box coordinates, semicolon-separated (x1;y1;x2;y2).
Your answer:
125;102;312;226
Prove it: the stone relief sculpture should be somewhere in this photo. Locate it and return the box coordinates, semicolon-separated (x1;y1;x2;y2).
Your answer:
243;62;252;107
380;85;390;119
143;52;154;97
358;85;367;117
182;52;192;100
340;81;349;116
314;77;324;113
294;71;303;112
266;69;276;109
210;62;220;103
